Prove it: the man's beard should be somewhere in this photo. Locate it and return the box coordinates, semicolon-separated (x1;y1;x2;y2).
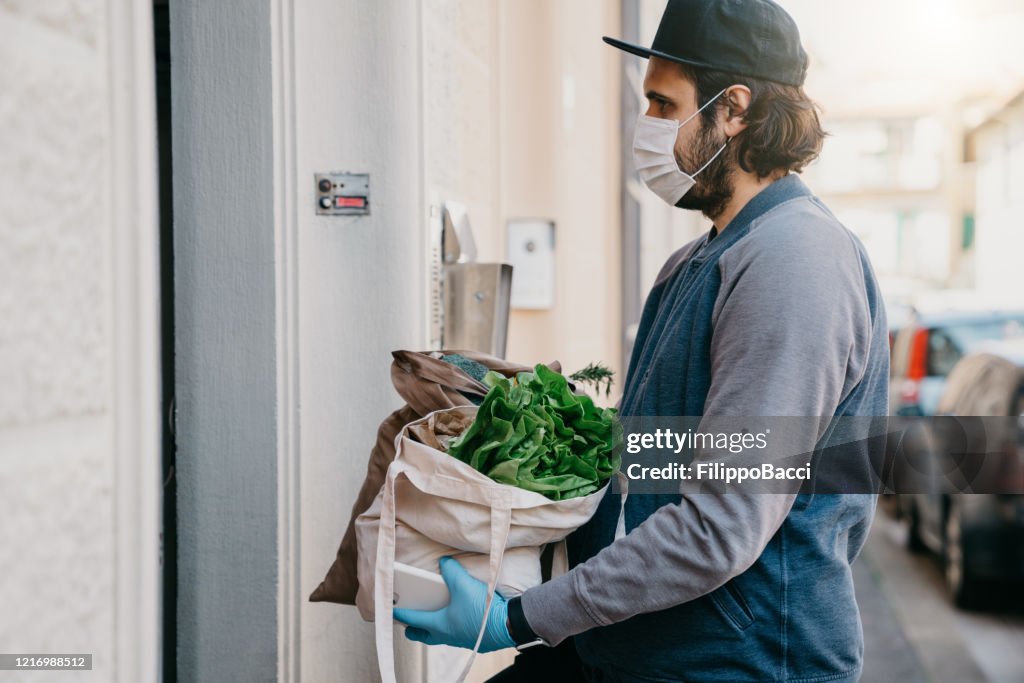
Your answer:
673;122;734;219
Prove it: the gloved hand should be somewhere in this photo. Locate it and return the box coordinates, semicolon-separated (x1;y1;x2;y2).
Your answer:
393;556;516;653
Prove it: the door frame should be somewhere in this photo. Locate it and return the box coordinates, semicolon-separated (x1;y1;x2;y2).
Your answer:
107;0;162;680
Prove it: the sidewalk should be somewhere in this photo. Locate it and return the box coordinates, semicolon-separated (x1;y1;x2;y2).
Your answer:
855;507;998;683
854;555;932;683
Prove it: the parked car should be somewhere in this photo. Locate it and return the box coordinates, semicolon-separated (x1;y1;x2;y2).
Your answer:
889;309;1024;416
898;340;1024;607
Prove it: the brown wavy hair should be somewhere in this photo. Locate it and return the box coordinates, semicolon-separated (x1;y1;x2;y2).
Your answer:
677;63;827;179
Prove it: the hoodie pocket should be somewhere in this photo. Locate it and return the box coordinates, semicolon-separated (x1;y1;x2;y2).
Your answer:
709;579;755;631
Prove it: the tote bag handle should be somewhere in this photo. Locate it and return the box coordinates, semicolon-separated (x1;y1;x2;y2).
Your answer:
373;455;514;683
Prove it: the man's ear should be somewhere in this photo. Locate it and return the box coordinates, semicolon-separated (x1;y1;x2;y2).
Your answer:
721;85;751;137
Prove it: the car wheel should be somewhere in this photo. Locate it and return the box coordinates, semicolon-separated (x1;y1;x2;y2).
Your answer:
944;500;981;609
906;502;927;554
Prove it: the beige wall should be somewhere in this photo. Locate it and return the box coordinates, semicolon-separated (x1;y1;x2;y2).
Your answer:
500;0;624;407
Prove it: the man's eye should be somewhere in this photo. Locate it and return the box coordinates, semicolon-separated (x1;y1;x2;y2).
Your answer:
658;100;671;112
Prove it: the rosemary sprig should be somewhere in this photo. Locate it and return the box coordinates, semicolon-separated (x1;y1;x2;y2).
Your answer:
569;362;615;398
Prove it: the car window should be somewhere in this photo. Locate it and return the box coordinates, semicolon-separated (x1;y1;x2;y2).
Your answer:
927;317;1024;377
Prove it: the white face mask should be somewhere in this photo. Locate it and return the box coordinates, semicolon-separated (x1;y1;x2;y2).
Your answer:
633;88;731;206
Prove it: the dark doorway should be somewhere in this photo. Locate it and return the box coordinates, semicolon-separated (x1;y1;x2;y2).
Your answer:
153;1;177;681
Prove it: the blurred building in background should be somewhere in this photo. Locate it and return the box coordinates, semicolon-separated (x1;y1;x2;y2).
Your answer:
805;111;969;295
967;90;1024;308
782;0;1024;313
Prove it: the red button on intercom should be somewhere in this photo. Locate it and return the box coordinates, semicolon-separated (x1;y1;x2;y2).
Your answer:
335;196;367;209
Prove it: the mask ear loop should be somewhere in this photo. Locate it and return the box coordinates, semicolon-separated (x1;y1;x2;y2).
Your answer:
691;136;732;178
675;87;730;129
673;87;731;177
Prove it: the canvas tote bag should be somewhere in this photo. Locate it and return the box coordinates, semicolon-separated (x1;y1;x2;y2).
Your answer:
355;406;628;683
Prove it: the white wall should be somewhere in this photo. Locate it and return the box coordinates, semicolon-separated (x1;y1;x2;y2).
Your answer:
295;0;632;678
293;0;430;679
295;1;516;679
0;0;161;680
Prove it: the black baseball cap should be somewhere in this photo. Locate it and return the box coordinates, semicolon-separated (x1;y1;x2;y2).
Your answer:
603;0;809;87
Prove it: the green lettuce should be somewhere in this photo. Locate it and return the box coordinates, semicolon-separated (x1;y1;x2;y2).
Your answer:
446;364;622;500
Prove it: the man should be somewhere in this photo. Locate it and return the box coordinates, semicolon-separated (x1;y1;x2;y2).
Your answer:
394;1;890;681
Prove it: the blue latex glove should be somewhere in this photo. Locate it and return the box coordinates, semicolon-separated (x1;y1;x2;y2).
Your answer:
393;556;516;653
